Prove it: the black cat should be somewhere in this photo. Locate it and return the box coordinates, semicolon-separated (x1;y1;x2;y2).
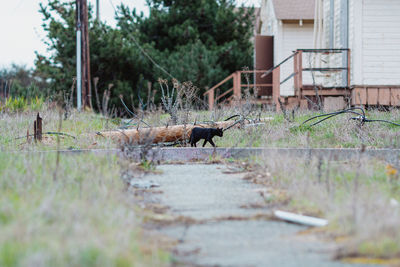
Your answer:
189;127;223;147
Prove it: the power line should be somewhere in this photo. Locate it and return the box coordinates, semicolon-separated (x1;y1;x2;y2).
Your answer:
13;0;25;12
108;0;116;12
107;1;208;108
108;0;175;80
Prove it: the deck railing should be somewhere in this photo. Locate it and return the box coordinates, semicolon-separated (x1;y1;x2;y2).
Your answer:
203;70;271;110
204;48;351;110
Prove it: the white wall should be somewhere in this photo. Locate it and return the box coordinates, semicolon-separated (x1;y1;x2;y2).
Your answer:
280;23;314;95
361;0;400;85
324;0;400;86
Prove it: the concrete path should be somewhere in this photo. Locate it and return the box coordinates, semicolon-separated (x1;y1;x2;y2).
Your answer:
143;164;377;267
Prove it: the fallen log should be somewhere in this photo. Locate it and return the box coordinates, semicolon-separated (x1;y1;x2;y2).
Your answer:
95;118;271;144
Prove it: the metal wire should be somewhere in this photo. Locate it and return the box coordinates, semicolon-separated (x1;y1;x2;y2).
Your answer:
301;107;400;128
360;118;400;127
14;132;76;141
119;97;151;128
300;107;365;126
222;114;255;132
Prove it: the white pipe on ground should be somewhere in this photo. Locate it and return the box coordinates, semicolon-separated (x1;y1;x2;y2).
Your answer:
274;210;328;227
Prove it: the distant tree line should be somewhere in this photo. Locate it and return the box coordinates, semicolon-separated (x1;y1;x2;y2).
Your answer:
0;64;48;99
5;0;255;112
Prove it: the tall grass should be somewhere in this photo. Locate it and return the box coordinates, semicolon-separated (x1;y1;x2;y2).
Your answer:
0;152;169;267
0;109;118;151
0;97;44;113
210;108;400;149
2;102;400;150
251;152;400;259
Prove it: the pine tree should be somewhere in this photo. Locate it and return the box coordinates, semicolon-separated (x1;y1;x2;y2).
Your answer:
35;0;255;110
118;0;255;94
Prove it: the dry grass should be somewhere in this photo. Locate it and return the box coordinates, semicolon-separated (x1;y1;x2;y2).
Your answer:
0;152;169;267
0;109;118;151
2;105;400;150
2;103;400;263
216;108;400;148
246;152;400;259
138;107;400;149
0;106;171;266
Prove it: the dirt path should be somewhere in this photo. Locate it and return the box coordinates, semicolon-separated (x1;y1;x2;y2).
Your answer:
142;164;378;267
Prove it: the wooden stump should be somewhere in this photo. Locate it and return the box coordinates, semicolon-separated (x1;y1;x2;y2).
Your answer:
34;113;42;142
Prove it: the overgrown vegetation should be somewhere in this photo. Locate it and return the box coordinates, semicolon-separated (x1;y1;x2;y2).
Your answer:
0;108;119;151
2;98;400;263
4;0;400;263
0;104;172;266
0;152;169;267
2;103;400;150
216;108;400;148
0;64;48;99
244;153;400;261
0;97;45;113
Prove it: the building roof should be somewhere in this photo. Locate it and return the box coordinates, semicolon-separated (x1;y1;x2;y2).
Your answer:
272;0;315;20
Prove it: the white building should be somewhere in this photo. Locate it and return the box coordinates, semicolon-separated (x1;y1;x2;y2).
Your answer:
317;0;400;86
259;0;315;95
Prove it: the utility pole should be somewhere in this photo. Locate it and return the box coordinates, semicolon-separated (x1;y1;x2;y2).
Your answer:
96;0;100;21
82;0;92;109
76;0;92;110
76;0;82;111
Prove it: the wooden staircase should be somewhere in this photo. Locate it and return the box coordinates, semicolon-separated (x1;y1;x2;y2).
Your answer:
204;49;352;111
203;70;273;110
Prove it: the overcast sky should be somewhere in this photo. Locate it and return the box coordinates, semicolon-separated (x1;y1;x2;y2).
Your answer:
0;0;260;69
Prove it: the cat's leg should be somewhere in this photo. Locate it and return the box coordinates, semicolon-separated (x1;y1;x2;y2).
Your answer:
208;139;216;147
202;140;207;147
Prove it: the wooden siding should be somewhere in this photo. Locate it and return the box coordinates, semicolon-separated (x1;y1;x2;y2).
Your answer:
321;0;345;87
362;0;400;85
351;86;400;106
323;0;400;87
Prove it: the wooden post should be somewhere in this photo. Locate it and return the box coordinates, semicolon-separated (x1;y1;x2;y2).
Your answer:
207;88;214;110
347;49;351;87
237;71;241;100
80;0;91;109
294;52;299;95
298;50;303;97
85;0;92;110
233;72;241;101
34;113;42;142
26;128;31;144
272;66;280;110
34;121;37;141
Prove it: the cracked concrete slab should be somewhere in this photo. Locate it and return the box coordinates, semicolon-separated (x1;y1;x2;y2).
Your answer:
142;164;380;267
